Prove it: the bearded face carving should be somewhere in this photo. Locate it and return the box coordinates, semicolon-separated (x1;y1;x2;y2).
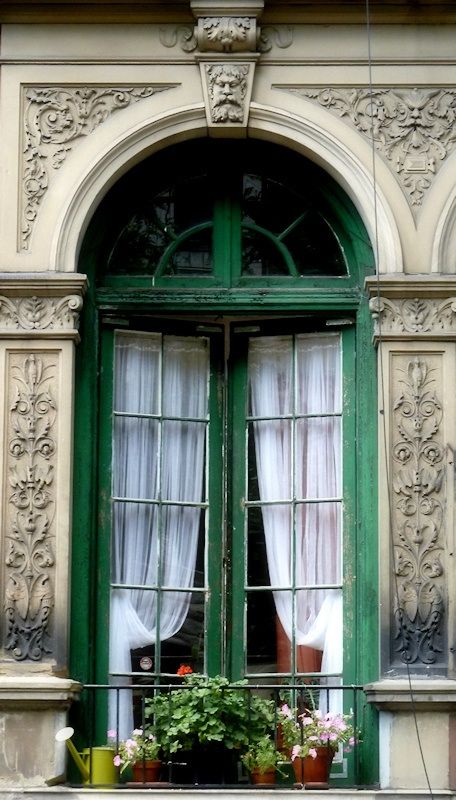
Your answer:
207;64;249;123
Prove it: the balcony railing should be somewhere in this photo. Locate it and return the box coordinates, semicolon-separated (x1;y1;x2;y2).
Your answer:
65;682;376;789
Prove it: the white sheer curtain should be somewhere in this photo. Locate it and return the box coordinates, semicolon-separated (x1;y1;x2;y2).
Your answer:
109;332;208;737
249;334;342;690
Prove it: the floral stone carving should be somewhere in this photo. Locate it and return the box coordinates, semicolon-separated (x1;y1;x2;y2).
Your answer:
0;294;83;334
196;17;257;52
21;85;172;251
5;353;57;660
290;87;456;208
369;296;456;338
391;356;445;667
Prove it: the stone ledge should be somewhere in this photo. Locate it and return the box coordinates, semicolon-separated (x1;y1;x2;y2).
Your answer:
0;273;88;297
364;679;456;711
365;274;456;299
0;675;82;709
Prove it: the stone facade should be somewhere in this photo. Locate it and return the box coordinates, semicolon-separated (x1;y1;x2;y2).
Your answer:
1;0;456;794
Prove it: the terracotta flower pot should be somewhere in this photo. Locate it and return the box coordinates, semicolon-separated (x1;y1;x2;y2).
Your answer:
292;746;335;788
250;767;276;785
132;759;162;783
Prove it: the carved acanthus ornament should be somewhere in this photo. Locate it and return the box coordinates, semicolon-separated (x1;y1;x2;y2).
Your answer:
21;85;172;251
369;296;456;339
391;357;445;667
196;16;257;51
5;353;57;660
159;23;292;52
0;295;83;337
288;87;456;208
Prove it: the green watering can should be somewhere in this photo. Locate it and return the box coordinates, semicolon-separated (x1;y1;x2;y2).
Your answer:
56;727;117;785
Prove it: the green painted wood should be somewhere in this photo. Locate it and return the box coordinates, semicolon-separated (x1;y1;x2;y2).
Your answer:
72;138;378;784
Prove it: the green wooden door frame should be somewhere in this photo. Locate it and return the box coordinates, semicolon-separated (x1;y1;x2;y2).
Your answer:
70;137;378;785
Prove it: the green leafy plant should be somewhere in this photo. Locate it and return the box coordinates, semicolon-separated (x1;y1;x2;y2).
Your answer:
145;668;275;756
108;728;161;774
241;735;285;774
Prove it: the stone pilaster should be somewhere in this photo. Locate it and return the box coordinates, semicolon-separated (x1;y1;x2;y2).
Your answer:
0;273;86;786
366;276;456;790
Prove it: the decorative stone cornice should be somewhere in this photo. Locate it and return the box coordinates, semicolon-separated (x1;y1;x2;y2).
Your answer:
0;676;81;709
283;87;456;211
0;273;86;340
366;277;456;341
365;680;456;711
369;296;456;340
21;85;174;251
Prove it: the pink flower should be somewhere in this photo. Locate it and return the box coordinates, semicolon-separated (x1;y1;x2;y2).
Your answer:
113;755;121;767
280;704;293;719
107;729;117;739
349;737;355;746
309;748;317;759
291;745;302;761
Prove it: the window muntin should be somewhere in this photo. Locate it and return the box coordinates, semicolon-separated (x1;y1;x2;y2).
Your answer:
100;140;350;284
108;326;344;704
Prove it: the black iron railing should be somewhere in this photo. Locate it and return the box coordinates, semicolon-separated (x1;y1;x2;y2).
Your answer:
65;682;374;789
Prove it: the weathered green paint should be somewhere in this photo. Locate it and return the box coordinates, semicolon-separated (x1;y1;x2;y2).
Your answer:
71;138;378;782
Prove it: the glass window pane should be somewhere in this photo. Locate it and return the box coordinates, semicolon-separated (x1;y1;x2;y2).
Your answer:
166;229;213;276
160;590;205;675
113;417;159;499
247;590;280;675
247;506;269;586
161;506;204;586
112;506;159;585
295;418;341;499
249;335;293;416
162;336;209;418
296;503;342;586
284;212;346;276
241;229;289;276
248;421;292;501
296;334;341;415
114;332;161;415
295;588;343;675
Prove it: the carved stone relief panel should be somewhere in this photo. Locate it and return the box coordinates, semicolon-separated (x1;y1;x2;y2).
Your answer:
389;352;446;670
21;85;174;252
199;61;254;131
282;87;456;212
159;23;292;52
370;296;456;339
0;295;83;337
4;350;58;661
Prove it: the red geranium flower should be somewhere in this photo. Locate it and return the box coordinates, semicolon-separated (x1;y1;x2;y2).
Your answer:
176;664;193;676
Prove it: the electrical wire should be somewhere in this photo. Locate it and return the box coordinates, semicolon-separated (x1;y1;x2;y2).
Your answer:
364;1;434;795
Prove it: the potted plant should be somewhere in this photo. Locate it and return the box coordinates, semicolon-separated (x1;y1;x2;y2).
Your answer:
108;727;162;783
145;666;276;784
278;702;358;787
241;735;285;785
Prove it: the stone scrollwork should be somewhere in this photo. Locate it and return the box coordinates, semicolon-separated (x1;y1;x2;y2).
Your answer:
0;294;83;335
288;87;456;209
391;356;445;666
370;296;456;338
159;22;292;53
5;353;57;660
21;85;173;251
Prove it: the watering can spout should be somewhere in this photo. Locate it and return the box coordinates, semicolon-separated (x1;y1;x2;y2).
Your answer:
55;727;91;782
